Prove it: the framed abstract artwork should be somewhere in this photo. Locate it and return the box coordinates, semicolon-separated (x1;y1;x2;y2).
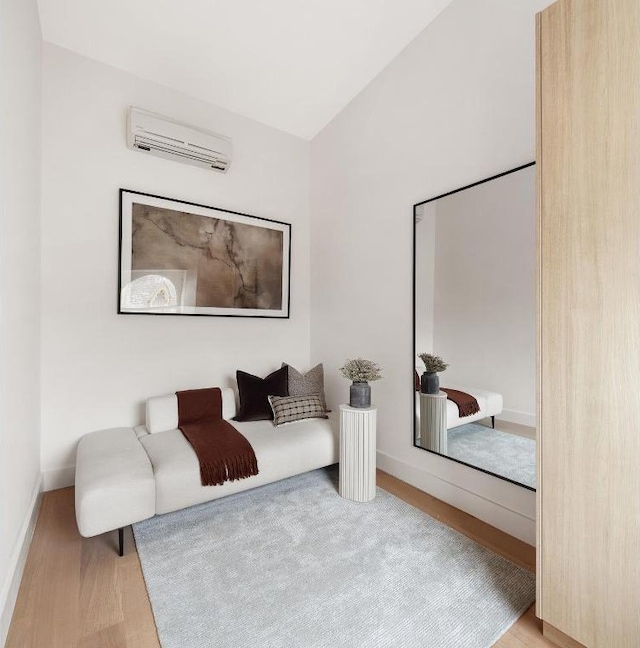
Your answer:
118;189;291;318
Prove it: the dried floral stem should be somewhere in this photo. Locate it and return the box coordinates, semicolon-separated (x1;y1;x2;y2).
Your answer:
418;353;448;373
339;358;382;382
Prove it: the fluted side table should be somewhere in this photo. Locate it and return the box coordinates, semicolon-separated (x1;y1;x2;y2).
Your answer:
339;404;377;502
419;391;448;454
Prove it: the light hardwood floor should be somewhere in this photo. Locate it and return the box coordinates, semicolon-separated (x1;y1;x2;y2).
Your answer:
7;471;554;648
494;420;536;441
473;416;536;441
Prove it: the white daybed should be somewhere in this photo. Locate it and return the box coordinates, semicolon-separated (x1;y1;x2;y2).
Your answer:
75;388;338;554
415;386;503;430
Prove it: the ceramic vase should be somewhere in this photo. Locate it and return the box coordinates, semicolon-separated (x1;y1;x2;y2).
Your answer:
349;382;371;408
421;371;439;395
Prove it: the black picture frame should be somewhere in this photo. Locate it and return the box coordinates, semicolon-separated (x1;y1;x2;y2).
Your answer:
118;189;291;318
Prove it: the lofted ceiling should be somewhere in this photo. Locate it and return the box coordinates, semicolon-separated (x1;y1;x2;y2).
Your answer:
37;0;454;139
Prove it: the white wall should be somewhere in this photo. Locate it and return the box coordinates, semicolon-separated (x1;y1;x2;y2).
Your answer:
432;166;536;425
0;0;43;641
311;0;553;544
40;44;312;487
414;204;436;358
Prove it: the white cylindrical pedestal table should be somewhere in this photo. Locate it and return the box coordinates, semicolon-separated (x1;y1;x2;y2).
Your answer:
419;391;448;454
339;404;377;502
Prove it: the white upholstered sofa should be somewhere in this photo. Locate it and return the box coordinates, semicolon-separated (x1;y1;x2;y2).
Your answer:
414;386;503;430
75;388;339;554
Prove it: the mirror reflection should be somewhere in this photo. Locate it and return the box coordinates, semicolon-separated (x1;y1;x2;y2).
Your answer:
413;164;536;490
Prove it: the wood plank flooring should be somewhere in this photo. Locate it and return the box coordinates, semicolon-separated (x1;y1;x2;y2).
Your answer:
7;471;554;648
494;419;536;441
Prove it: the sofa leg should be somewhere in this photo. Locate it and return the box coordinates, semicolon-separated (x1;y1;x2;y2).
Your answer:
491;416;495;429
118;527;124;557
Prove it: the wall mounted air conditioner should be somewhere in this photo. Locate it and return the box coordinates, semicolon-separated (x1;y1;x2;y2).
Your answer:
127;107;232;173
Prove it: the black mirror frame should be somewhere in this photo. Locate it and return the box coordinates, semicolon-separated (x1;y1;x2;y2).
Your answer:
412;161;536;491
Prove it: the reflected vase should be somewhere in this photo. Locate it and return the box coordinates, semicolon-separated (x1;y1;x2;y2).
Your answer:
421;371;439;395
350;382;371;408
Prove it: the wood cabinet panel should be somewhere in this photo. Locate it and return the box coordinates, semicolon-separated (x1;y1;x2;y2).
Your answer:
537;0;640;645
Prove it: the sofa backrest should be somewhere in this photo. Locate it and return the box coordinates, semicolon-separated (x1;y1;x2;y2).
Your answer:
146;387;237;434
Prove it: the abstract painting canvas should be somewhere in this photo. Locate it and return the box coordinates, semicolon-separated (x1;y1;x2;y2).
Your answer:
119;190;291;317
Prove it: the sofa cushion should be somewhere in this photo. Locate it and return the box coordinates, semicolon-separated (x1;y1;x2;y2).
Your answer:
282;362;327;411
146;387;236;433
139;415;339;514
75;427;155;537
268;394;328;426
234;366;288;422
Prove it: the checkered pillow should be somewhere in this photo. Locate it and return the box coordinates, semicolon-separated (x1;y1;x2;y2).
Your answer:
268;394;328;427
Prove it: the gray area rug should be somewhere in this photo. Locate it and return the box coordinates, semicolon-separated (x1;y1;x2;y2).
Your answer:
448;424;536;489
133;468;535;648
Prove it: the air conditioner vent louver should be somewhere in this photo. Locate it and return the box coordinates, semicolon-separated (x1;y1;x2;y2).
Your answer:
127;107;232;173
142;129;184;144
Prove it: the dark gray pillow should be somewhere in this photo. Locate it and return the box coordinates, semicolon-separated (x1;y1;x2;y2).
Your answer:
281;362;327;412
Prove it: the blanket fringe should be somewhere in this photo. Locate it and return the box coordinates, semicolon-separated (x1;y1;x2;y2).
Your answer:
200;454;260;486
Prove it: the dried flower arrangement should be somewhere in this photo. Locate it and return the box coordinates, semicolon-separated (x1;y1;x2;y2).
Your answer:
339;358;383;383
418;353;449;373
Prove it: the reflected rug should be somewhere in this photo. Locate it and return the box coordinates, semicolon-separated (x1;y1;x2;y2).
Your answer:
448;424;536;488
133;467;535;648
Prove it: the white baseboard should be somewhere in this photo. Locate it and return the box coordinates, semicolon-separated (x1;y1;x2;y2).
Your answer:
43;465;75;491
377;450;535;546
499;409;536;428
1;474;42;647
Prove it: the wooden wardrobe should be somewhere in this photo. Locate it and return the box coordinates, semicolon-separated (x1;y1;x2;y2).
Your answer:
537;0;640;646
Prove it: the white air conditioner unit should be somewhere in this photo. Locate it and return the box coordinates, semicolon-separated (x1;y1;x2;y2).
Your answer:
127;107;232;173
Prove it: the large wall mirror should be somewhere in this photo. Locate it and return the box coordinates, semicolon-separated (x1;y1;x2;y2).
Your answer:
412;163;536;490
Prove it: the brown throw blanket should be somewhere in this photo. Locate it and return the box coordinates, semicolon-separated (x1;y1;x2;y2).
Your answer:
177;387;259;486
441;388;480;418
